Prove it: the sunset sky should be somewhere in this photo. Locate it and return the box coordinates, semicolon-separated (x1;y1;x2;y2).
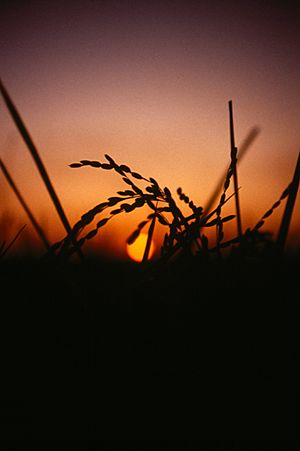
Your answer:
1;0;300;259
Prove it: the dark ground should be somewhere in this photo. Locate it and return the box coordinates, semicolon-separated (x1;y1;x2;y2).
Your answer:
0;251;298;442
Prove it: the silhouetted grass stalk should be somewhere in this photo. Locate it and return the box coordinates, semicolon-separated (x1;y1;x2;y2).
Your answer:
277;152;300;254
203;126;260;216
0;79;83;261
0;224;26;259
0;158;50;250
142;210;157;263
229;100;242;237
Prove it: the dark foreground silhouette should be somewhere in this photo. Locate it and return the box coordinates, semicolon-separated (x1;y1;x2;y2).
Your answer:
0;252;298;442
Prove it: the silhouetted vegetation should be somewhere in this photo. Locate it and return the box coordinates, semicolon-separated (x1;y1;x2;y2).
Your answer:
0;82;298;441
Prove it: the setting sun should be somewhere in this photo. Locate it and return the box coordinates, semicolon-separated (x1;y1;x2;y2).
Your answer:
126;233;155;262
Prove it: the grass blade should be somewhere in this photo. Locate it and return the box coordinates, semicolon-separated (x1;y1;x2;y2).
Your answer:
0;158;50;251
203;126;260;216
0;79;83;261
142;213;156;263
229;100;242;237
0;224;26;259
277;152;300;254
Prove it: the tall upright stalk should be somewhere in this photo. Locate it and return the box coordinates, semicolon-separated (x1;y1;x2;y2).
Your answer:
229;100;242;237
203;126;259;216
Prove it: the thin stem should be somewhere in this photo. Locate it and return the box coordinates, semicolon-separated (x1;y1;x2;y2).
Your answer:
142;211;157;263
229;100;242;237
0;159;50;250
203;126;259;216
0;79;84;261
277;152;300;255
0;225;26;258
